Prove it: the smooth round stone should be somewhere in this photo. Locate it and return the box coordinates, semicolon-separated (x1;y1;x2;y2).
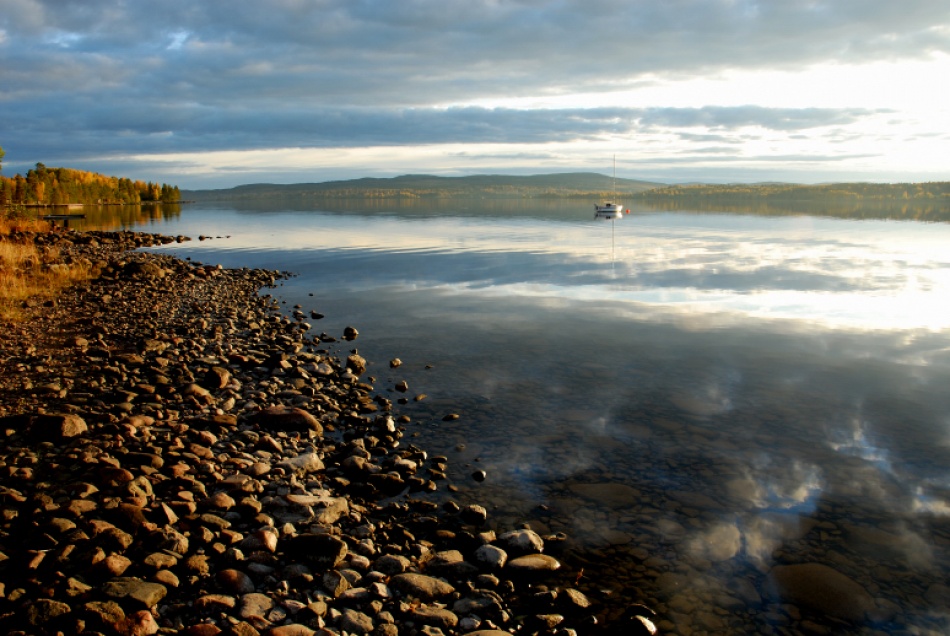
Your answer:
474;544;508;570
499;529;544;554
389;573;455;600
770;563;874;622
217;568;256;594
506;554;561;572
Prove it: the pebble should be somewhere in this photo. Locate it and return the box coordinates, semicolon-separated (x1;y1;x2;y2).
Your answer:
0;229;640;636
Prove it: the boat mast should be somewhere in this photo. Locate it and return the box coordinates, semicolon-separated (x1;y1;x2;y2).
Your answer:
612;154;616;201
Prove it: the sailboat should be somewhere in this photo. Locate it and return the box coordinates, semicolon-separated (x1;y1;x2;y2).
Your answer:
594;155;624;220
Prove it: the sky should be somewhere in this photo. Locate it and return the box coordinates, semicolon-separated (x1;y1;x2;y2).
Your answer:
1;0;949;189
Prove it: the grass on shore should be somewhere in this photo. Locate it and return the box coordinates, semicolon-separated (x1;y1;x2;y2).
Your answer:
0;216;96;322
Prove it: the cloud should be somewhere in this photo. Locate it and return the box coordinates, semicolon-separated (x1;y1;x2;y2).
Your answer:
1;0;948;184
0;102;881;161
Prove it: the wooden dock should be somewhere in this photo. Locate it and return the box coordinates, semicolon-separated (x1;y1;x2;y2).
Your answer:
41;214;86;228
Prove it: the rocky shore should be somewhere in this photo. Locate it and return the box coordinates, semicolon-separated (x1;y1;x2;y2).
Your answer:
0;230;657;636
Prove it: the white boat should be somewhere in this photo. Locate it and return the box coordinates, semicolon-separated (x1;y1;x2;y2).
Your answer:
594;155;624;220
594;202;623;220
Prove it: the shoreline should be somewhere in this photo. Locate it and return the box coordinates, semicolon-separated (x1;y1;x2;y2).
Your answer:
0;229;655;635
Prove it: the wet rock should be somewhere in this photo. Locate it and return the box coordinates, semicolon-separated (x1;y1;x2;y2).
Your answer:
347;353;367;375
499;529;544;554
770;563;874;622
506;554;561;573
461;504;488;525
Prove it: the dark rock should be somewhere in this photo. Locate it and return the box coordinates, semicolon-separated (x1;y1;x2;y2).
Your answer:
285;533;348;569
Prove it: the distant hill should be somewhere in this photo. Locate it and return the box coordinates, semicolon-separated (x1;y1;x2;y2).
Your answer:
632;181;950;203
182;173;666;201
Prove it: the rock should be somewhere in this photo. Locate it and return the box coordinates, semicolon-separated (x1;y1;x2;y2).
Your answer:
343;326;359;341
183;623;222;635
152;525;189;554
82;599;126;627
347;353;367;375
323;570;351;597
101;577;168;608
770;563;874;622
340;608;374;633
277;452;326;476
115;609;161;635
413;607;459;630
474;544;508;570
25;598;72;626
374;554;411;575
217;568;256;594
390;573;456;601
240;592;275;619
499;529;544;554
252;406;323;436
461;504;488;525
266;625;315;636
285;533;348;569
202;366;232;390
506;554;561;573
30;413;88;440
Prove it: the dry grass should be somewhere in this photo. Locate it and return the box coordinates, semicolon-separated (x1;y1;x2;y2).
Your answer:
0;232;95;322
0;215;51;234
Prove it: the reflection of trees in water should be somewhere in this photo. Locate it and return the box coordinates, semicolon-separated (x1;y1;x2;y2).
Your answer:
637;198;950;223
75;203;183;231
633;183;950;223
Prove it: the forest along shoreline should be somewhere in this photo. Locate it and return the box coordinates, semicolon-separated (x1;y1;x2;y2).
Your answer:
0;228;659;636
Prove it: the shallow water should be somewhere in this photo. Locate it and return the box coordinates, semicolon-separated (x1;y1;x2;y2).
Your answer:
99;199;950;633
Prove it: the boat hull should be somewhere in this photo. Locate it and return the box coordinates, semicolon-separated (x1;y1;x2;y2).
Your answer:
594;203;623;220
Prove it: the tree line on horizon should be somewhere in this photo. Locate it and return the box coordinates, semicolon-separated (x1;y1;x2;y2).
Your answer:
631;181;950;203
0;161;181;208
185;174;950;204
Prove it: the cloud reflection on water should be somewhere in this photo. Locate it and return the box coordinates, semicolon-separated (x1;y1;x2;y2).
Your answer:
147;205;950;630
173;209;950;332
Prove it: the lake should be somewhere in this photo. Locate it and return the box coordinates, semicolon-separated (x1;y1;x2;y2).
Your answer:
86;198;950;634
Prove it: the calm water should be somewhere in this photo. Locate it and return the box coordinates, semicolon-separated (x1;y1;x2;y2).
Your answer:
94;199;950;633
